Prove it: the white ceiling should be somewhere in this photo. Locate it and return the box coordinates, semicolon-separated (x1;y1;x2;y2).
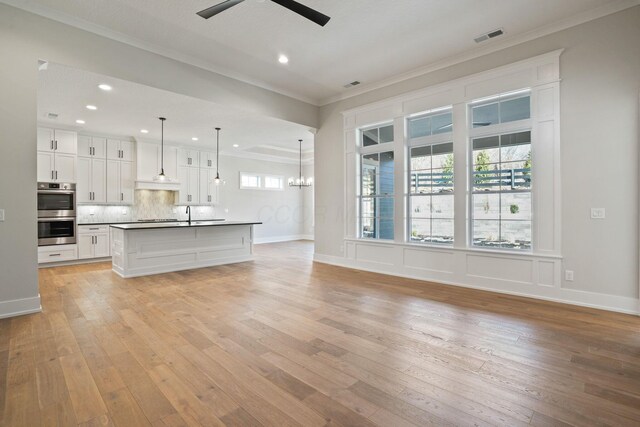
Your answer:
38;63;315;160
7;0;635;105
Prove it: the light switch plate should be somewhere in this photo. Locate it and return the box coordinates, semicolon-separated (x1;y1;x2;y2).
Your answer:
0;209;4;221
591;208;605;219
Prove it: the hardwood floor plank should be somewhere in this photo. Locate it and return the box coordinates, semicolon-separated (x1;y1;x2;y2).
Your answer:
59;351;108;423
1;241;638;426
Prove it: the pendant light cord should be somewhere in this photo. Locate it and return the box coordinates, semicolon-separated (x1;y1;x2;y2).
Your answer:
159;117;166;174
215;127;221;178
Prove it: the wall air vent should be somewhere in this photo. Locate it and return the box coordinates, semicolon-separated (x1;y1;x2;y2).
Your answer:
474;28;504;43
47;113;59;120
343;81;361;89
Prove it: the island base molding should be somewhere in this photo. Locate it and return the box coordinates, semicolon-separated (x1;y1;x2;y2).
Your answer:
111;224;256;278
313;240;639;315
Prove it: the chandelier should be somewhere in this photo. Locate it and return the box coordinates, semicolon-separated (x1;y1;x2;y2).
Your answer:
288;139;312;188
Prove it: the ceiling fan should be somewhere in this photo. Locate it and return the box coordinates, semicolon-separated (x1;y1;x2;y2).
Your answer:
197;0;331;27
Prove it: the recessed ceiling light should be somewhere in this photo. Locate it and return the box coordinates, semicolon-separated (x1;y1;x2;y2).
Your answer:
76;119;85;124
233;144;239;148
98;84;112;91
86;105;97;110
278;54;289;64
140;129;149;134
192;137;198;141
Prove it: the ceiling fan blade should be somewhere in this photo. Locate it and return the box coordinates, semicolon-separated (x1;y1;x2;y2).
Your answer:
197;0;245;19
270;0;331;26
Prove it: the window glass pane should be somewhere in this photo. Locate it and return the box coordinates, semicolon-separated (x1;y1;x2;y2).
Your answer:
431;195;454;218
472;102;499;127
410;219;431;242
241;174;260;187
432;168;453;193
500;161;530;190
362;128;378;146
361;197;375;218
501;221;531;249
361;217;375;239
501;141;531;162
410;196;431;219
473;194;500;220
379;125;394;143
265;176;282;189
472;220;500;247
500;96;530;123
431;219;454;244
410;146;431;171
431;112;453;134
361;198;394;240
501;193;531;220
409;117;430;138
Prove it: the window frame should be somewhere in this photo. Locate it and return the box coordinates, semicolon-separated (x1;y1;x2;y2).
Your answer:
357;122;395;241
239;172;285;191
406;107;455;246
468;89;533;251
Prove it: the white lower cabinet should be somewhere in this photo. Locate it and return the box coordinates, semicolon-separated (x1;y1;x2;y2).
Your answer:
78;225;110;259
38;244;78;264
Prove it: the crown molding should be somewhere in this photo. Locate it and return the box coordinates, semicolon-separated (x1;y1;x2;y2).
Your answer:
319;0;640;106
0;0;319;106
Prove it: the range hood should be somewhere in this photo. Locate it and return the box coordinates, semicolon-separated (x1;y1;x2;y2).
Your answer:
135;180;181;191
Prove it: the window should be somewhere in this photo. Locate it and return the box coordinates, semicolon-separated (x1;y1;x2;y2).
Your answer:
471;90;531;128
359;123;395;240
471;125;531;251
407;107;454;245
264;175;283;190
362;124;394;147
240;173;261;189
409;143;454;244
239;173;284;190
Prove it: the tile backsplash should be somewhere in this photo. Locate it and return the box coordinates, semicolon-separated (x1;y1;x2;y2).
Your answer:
78;190;216;223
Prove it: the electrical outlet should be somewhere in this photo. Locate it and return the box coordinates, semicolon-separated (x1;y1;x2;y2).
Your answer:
89;208;95;215
0;209;4;221
122;208;127;215
590;208;605;219
565;270;574;281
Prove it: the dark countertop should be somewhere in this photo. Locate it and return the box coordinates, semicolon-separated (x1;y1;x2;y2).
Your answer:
78;219;226;226
109;220;261;230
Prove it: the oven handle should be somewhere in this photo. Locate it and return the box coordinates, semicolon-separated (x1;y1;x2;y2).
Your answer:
38;217;76;223
37;190;75;195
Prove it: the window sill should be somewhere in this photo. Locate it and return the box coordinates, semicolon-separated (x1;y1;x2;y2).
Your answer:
345;237;562;260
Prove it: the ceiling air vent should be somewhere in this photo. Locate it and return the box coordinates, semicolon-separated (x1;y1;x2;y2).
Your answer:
47;113;59;120
343;81;361;89
474;28;504;43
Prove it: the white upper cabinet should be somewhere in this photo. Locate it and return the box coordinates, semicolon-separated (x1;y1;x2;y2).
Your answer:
78;135;106;158
37;128;77;154
178;148;199;167
176;166;199;204
199;151;216;169
199;169;218;205
107;139;134;161
37;127;77;182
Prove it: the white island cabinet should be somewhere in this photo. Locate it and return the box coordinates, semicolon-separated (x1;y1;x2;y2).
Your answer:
110;221;260;278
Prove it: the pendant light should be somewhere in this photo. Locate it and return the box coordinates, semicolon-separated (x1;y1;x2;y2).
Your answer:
212;127;223;185
153;117;171;182
288;139;312;188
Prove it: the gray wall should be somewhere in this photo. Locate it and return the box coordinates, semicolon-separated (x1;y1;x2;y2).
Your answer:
315;7;640;299
0;3;317;314
216;156;311;241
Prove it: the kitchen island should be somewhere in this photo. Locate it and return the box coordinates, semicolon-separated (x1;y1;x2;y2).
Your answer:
110;221;261;278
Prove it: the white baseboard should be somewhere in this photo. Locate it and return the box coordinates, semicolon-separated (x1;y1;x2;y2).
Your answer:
39;257;112;268
254;234;314;244
0;295;42;319
313;253;639;316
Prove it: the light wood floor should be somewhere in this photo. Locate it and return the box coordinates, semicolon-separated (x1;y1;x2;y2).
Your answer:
1;241;639;426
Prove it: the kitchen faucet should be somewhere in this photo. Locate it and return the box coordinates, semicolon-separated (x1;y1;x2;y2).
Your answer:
186;205;191;225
